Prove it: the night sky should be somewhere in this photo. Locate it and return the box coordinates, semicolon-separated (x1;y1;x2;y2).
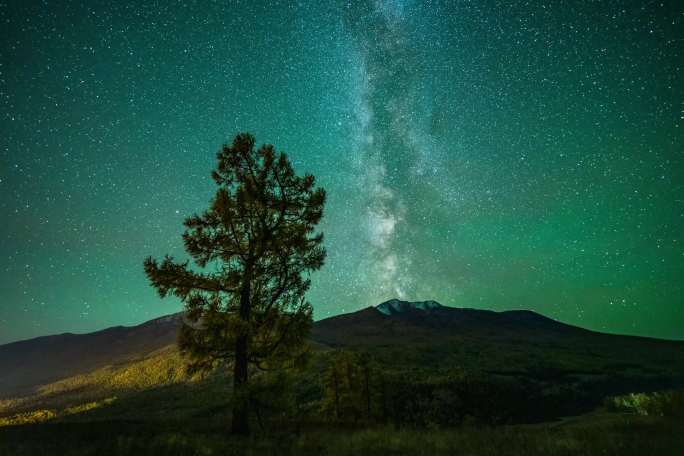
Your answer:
1;0;682;344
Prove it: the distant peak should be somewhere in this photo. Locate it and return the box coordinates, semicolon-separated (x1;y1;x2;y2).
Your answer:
375;299;444;315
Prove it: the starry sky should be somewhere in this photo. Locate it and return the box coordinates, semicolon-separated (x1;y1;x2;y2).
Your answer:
1;0;682;344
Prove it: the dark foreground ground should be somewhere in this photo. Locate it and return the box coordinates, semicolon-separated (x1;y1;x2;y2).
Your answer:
0;412;682;456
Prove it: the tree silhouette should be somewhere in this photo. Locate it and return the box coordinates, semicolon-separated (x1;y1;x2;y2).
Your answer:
144;133;326;435
322;350;380;423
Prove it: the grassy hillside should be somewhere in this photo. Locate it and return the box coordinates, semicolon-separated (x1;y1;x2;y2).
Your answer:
0;345;193;419
1;303;682;454
0;314;180;398
1;349;683;455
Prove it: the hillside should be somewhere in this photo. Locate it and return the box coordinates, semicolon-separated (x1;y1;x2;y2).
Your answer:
1;300;683;455
0;314;182;398
1;299;683;422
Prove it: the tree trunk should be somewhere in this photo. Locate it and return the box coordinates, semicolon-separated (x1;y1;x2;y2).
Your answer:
363;365;371;418
333;368;340;420
232;336;249;434
232;266;252;435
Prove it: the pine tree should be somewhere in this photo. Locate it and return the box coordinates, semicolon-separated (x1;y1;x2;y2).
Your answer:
144;133;326;435
322;350;374;423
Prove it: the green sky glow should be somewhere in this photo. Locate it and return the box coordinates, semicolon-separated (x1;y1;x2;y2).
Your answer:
1;0;682;343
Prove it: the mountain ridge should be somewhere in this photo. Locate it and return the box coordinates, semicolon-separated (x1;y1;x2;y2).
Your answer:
2;300;683;400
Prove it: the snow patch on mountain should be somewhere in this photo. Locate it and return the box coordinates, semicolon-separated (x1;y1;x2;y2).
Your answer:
375;299;443;315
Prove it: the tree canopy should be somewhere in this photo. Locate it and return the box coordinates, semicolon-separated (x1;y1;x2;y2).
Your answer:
144;132;326;434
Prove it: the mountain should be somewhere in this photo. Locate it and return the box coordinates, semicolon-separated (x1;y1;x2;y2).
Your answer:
315;300;683;383
2;300;683;402
0;314;182;398
312;299;588;347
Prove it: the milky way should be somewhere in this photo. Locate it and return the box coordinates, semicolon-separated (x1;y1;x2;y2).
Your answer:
1;0;682;343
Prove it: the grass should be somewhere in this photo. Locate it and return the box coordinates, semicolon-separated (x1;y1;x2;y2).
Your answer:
1;388;683;455
0;413;682;456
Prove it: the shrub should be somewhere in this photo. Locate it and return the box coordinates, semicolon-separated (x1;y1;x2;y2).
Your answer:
606;391;684;417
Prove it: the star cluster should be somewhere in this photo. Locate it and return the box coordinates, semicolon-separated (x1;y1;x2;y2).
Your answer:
1;0;682;343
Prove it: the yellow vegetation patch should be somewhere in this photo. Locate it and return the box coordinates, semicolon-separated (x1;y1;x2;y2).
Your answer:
64;397;117;416
0;409;57;426
0;397;117;427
